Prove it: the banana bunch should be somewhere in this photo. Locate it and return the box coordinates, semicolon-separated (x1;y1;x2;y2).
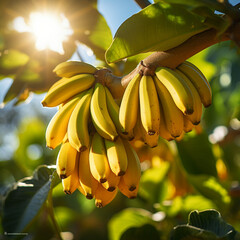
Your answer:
42;60;142;207
119;61;211;145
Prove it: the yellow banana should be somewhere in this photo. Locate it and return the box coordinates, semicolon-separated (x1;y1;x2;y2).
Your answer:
53;61;97;77
46;93;83;149
153;76;184;138
155;67;194;115
174;69;202;125
94;183;118;208
89;132;111;183
118;177;138;199
122;139;141;191
79;147;98;199
139;75;160;135
105;87;134;140
90;83;118;141
177;61;212;107
119;73;142;134
102;170;120;192
42;73;95;107
68;88;93;151
104;137;128;176
183;115;194;133
62;152;80;194
56;141;78;179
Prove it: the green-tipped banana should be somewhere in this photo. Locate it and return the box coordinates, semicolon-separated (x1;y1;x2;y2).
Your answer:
46;93;83;149
90;83;118;141
155;67;194;115
68;88;93;152
139;75;160;135
177;61;212;107
53;61;97;78
42;73;95;107
119;73;142;134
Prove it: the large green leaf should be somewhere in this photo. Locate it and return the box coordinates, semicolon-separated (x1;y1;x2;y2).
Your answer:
176;132;217;177
108;208;154;240
171;209;237;240
106;2;208;63
2;165;60;233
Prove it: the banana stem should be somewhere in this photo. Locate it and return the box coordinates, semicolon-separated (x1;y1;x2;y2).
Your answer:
134;0;151;9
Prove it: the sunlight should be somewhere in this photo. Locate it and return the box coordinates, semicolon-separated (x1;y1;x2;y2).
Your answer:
13;12;73;54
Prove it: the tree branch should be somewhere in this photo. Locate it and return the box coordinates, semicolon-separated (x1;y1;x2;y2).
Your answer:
134;0;151;9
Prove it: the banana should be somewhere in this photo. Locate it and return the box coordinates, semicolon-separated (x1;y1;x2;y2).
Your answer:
105;87;134;140
119;73;142;134
90;83;118;141
46;93;83;149
104;137;128;176
155;67;194;115
153;76;184;138
139;75;160;135
62;152;80;194
68;88;93;152
56;141;78;179
94;183;118;208
158;102;174;141
42;74;95;107
79;147;98;199
89;132;111;183
183;115;194;133
174;69;203;125
102;170;120;192
122;139;141;191
177;61;212;107
118;177;138;199
53;61;97;78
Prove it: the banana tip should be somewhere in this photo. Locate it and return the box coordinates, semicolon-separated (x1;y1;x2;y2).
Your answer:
86;193;93;200
100;178;107;183
129;186;136;191
108;187;116;192
118;171;125;176
41;101;47;107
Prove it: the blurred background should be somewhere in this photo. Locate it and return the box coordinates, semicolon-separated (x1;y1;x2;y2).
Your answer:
0;0;240;239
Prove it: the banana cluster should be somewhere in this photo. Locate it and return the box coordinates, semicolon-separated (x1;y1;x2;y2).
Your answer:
42;61;141;207
119;61;212;146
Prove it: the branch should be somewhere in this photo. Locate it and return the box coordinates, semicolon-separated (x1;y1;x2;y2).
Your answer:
134;0;151;9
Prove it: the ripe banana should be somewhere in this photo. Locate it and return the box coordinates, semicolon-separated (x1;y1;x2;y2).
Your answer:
102;170;120;192
79;147;98;199
104;137;128;176
118;177;138;199
94;183;118;208
122;139;141;191
42;73;95;107
105;87;134;140
183;115;194;133
46;93;83;149
153;76;184;138
53;61;97;78
174;69;202;125
89;132;111;183
90;83;118;141
68;88;93;152
155;67;194;115
62;152;80;194
139;75;160;135
56;141;78;179
177;61;212;107
119;73;142;134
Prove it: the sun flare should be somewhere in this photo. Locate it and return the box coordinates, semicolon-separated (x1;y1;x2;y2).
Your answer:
13;11;73;54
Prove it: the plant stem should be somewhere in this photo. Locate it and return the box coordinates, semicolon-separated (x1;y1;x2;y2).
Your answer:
134;0;151;9
47;191;63;240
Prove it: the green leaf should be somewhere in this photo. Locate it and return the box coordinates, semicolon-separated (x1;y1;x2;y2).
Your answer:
106;2;208;63
108;208;154;240
188;174;230;206
120;224;160;240
176;132;217;177
171;209;237;240
2;165;60;233
139;162;170;204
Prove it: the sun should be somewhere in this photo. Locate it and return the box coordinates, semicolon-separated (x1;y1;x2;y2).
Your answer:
13;11;73;54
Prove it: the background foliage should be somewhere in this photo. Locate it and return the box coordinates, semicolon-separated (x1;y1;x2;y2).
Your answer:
0;0;240;239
